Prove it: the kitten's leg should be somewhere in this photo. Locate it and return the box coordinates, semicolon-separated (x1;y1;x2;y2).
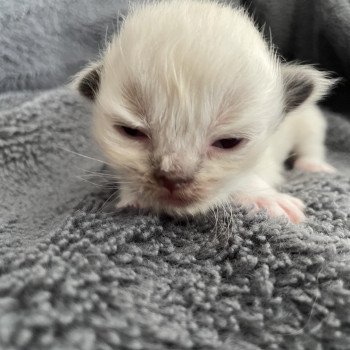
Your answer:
292;105;336;173
232;176;305;224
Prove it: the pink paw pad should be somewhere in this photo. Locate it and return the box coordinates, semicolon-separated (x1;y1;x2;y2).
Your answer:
236;193;305;224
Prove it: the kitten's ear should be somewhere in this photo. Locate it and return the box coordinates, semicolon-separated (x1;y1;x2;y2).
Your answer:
71;62;102;101
282;64;337;113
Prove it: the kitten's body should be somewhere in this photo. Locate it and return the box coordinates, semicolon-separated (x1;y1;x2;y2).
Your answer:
73;0;336;223
253;104;333;188
236;103;334;222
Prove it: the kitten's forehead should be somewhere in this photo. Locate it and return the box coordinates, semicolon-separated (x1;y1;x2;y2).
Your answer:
98;0;284;137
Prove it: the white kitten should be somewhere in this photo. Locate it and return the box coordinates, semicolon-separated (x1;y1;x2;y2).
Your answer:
73;0;336;223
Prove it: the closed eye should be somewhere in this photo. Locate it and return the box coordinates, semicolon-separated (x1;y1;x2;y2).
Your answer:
211;138;244;150
114;125;148;140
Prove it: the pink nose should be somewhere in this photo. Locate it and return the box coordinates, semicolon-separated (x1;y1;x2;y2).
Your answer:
155;174;193;193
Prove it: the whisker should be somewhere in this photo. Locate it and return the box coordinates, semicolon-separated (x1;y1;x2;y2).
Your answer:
79;170;117;179
210;204;220;239
214;205;219;234
75;175;110;188
78;173;132;185
223;200;231;235
58;147;114;167
97;189;121;214
73;164;134;187
227;200;235;236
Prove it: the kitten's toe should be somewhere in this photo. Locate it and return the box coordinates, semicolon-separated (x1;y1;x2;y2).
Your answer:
294;157;336;173
275;194;305;224
284;194;305;210
236;193;305;224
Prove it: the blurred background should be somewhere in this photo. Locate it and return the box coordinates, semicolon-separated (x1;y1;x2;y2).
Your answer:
1;0;349;113
242;0;350;113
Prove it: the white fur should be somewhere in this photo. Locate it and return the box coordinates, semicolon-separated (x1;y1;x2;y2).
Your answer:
74;0;335;222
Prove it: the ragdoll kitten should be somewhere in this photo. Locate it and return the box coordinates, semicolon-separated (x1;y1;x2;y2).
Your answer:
73;0;336;223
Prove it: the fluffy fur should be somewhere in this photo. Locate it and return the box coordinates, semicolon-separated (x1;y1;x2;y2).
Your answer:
73;0;336;222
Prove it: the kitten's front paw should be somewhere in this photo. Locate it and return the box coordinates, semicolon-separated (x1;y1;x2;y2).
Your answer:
235;192;305;224
294;157;336;173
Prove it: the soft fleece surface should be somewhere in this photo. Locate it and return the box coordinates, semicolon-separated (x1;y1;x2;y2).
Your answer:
1;1;350;349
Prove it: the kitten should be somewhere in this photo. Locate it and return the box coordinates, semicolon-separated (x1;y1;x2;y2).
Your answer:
73;0;336;223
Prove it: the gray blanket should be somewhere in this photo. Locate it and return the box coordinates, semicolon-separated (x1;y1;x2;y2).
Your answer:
1;1;350;349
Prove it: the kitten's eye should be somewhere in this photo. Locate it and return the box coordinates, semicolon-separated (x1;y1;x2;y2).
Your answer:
115;125;148;139
212;138;243;150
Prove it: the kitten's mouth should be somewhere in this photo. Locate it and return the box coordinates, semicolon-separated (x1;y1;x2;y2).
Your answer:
158;192;198;207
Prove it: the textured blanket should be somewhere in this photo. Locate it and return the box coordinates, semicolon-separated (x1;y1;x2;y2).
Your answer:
1;1;350;349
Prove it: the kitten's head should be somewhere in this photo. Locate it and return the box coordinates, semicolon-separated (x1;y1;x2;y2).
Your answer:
73;0;334;215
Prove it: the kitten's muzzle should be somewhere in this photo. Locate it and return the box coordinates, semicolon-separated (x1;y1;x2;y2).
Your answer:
153;172;194;194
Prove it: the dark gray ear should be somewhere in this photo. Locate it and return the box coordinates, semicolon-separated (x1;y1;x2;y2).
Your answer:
72;62;102;100
282;64;336;113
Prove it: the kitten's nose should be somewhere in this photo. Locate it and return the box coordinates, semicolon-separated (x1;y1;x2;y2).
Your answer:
154;173;194;193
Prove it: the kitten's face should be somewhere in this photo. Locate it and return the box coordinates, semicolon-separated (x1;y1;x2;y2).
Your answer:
88;2;286;215
76;1;333;215
93;75;284;213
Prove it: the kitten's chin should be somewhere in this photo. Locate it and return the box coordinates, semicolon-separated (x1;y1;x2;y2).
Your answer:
149;192;216;216
158;192;198;208
117;192;214;216
117;184;220;216
160;200;214;217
